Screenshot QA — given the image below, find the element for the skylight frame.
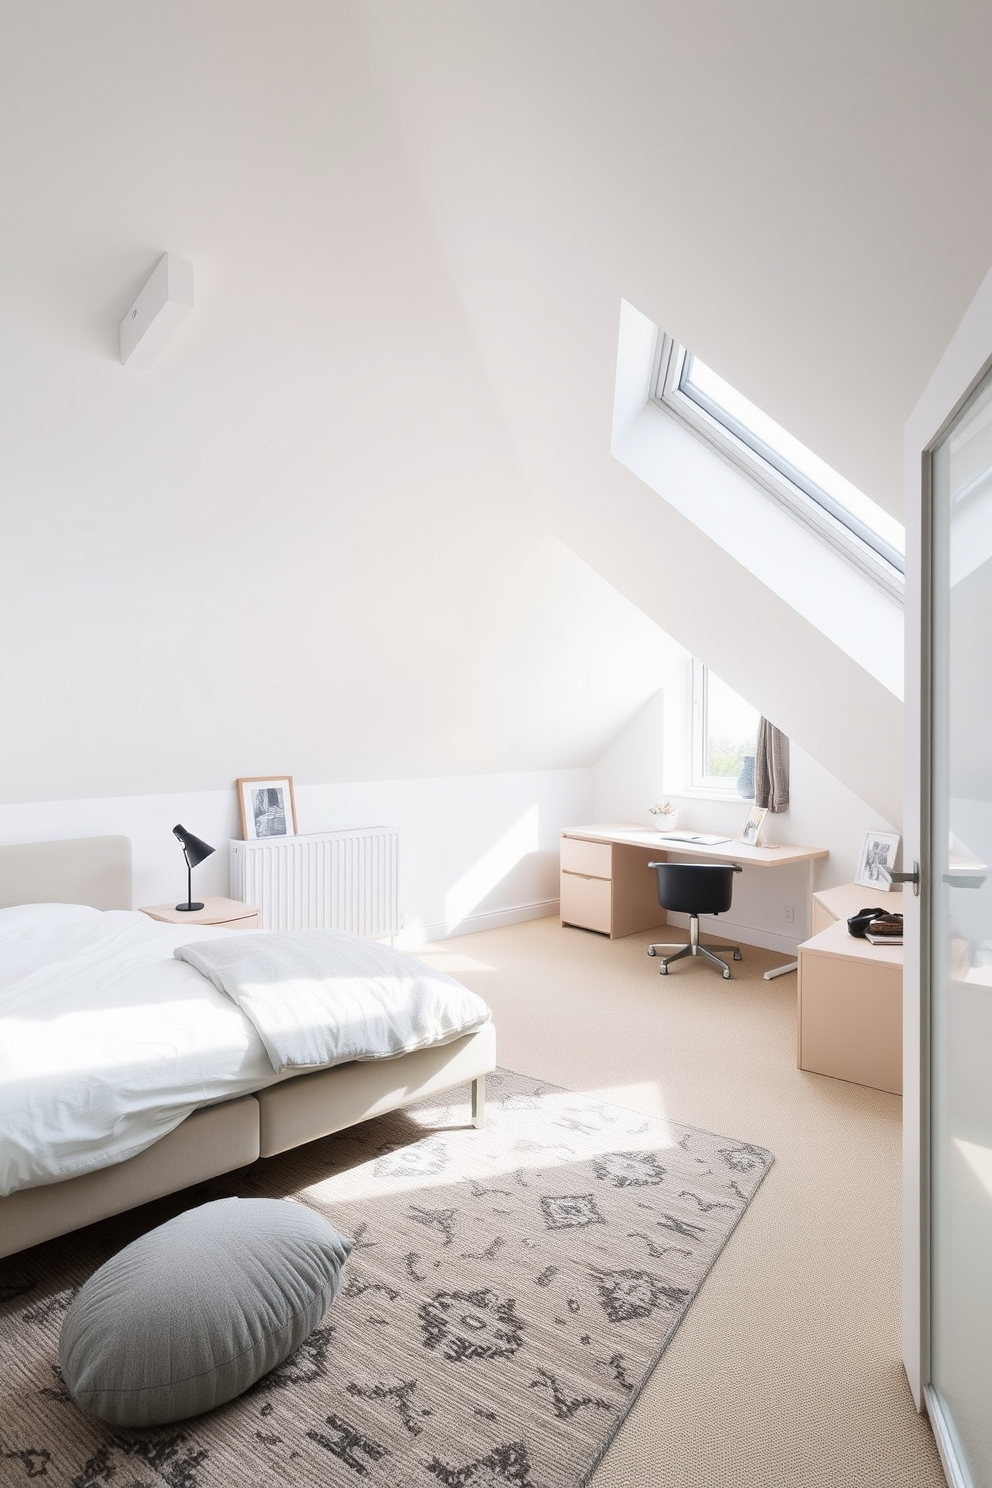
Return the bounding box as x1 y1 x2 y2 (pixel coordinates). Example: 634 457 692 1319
651 334 905 600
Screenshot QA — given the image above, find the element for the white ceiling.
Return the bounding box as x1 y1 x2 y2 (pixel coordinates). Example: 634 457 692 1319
2 2 990 808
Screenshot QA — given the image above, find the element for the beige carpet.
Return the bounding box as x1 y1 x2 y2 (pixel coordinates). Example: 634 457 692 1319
407 915 945 1488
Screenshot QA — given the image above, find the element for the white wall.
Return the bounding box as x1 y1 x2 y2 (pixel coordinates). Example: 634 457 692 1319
0 768 591 943
593 676 899 953
0 5 675 809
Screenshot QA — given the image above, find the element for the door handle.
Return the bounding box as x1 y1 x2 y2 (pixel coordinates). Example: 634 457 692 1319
880 861 920 895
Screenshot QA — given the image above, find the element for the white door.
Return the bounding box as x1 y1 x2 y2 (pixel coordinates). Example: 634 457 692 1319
904 267 992 1487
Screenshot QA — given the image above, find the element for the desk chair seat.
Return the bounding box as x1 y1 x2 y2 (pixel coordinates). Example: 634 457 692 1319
647 861 743 979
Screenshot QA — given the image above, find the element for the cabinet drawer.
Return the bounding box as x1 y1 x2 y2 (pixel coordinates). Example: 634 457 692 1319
560 870 612 934
560 837 612 879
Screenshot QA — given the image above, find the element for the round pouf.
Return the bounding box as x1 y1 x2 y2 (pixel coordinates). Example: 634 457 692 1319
59 1197 351 1428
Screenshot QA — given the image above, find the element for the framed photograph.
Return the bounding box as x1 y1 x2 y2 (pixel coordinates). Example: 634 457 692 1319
854 830 900 891
236 776 298 841
739 805 768 846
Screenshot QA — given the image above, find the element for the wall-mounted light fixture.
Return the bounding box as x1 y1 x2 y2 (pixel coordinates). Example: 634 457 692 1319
120 253 193 369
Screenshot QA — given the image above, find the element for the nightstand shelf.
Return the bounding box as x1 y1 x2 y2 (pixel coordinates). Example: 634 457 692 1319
139 897 260 930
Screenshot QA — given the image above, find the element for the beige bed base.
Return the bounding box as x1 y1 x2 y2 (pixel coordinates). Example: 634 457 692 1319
0 836 496 1259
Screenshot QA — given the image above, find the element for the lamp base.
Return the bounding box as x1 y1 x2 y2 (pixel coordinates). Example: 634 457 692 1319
175 901 205 913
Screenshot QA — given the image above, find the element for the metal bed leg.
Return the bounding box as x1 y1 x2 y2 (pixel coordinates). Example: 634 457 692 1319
471 1074 486 1128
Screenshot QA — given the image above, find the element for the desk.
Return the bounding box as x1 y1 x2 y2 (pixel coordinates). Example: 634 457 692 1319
559 825 828 950
811 880 903 935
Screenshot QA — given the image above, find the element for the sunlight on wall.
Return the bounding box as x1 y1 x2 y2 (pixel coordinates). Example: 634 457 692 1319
444 804 539 933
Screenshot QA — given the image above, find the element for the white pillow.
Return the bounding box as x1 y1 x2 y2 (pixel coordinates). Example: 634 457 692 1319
0 902 101 933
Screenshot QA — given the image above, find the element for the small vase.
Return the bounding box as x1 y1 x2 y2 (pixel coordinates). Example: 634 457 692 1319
736 755 756 800
650 812 678 834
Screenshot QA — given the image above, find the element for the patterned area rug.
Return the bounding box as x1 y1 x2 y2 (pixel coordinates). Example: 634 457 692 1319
0 1069 773 1488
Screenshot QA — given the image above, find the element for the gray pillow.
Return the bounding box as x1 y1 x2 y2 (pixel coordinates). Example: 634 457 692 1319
60 1197 351 1427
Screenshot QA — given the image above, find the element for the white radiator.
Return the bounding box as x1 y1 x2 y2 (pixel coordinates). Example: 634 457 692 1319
229 828 399 937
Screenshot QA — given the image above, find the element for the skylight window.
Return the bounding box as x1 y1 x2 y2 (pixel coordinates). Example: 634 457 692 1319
653 336 905 590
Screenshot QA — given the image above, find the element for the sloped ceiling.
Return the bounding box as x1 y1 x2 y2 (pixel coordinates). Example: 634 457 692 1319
3 2 992 814
352 0 992 822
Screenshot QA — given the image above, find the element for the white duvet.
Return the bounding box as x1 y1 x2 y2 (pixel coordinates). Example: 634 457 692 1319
174 930 491 1074
0 905 491 1197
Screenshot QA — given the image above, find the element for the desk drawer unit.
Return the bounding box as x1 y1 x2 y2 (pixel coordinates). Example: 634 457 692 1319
560 837 613 878
559 834 665 938
560 866 613 935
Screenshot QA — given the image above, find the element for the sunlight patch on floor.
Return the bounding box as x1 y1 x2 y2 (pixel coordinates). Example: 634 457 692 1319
400 946 495 973
577 1080 669 1121
294 1084 680 1205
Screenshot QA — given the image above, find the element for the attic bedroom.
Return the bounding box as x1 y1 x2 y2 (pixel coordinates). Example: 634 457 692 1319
2 4 991 1487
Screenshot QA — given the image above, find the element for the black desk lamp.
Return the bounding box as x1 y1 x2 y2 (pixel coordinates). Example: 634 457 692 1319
173 824 215 912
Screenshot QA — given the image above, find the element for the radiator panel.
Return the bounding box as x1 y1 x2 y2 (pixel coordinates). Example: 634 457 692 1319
229 829 399 937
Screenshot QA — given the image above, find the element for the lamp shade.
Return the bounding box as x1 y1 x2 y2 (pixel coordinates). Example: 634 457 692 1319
172 825 215 869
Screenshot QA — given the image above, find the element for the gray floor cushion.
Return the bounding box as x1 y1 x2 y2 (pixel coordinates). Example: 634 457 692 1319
59 1196 351 1427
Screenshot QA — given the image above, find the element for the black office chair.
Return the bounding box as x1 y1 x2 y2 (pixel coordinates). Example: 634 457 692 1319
646 861 743 979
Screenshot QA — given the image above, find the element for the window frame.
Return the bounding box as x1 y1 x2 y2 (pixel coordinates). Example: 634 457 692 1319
652 334 905 601
689 659 759 796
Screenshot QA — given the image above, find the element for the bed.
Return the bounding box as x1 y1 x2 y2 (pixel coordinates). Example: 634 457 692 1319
0 836 496 1259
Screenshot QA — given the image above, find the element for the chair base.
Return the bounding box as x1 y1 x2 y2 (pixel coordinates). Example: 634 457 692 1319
647 913 743 979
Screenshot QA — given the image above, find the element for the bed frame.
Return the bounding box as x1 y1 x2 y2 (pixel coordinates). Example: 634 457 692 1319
0 836 496 1258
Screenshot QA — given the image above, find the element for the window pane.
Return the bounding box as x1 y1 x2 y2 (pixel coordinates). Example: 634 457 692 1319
706 671 759 783
682 354 905 561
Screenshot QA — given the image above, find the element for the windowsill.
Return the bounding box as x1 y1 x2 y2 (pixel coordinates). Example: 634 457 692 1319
667 787 751 804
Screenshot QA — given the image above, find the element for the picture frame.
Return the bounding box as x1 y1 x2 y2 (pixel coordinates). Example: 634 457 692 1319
236 776 298 841
739 805 768 846
854 830 901 891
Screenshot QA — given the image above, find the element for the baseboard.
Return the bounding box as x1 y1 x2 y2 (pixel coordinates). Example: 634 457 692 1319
403 902 799 956
665 912 800 959
401 899 560 946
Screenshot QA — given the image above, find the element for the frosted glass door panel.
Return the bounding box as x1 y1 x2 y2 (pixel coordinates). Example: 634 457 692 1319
929 371 992 1486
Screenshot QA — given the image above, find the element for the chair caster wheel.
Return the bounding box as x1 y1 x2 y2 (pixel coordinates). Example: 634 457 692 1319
647 946 656 956
660 966 668 975
733 951 743 961
723 968 731 979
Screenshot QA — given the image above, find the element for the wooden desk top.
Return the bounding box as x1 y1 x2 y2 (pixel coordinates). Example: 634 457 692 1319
561 823 828 869
814 881 903 922
799 918 903 967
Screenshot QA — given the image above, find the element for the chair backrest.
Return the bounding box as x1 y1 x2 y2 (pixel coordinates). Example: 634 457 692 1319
648 861 740 916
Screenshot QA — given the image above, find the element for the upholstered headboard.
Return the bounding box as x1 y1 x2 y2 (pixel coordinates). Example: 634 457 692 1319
0 836 132 910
